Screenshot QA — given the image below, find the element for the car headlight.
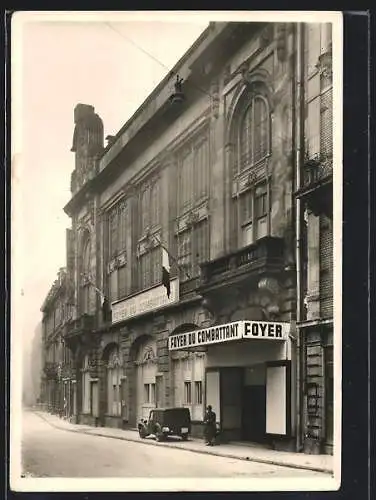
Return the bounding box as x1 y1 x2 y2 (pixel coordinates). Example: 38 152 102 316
162 427 170 433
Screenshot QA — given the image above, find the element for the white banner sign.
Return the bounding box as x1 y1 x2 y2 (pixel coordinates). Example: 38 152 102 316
112 278 179 324
168 320 290 351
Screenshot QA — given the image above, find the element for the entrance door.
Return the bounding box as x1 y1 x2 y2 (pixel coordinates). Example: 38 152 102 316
91 381 99 418
121 378 129 422
242 385 266 442
156 375 163 408
136 340 157 422
72 382 77 417
221 368 243 441
325 346 334 450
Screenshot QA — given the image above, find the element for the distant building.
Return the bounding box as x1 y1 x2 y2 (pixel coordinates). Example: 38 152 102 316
28 322 43 405
51 21 334 454
40 268 75 417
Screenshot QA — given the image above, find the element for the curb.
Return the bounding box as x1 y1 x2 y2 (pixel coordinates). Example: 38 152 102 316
33 411 333 475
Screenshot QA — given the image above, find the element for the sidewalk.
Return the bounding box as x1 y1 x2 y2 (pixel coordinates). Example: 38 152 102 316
33 410 333 474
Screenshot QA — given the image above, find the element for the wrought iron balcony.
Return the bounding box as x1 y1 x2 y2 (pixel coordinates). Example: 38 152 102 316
43 362 59 379
179 277 200 298
65 313 95 339
295 154 333 218
198 236 285 293
60 363 77 380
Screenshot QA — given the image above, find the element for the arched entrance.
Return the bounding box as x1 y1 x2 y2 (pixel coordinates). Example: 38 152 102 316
170 323 206 422
102 343 123 421
81 354 91 415
134 337 158 422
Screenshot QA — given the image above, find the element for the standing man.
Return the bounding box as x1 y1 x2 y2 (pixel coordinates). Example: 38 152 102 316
204 405 216 446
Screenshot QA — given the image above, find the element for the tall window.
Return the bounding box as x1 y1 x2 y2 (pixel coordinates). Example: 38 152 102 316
176 133 210 281
176 220 210 280
231 88 271 248
144 383 156 404
139 246 161 291
194 139 209 201
107 347 122 417
235 181 270 248
239 96 270 172
109 201 127 259
81 238 91 314
107 200 128 303
172 352 205 421
305 23 333 163
81 355 91 414
136 178 162 292
178 136 209 212
139 179 161 234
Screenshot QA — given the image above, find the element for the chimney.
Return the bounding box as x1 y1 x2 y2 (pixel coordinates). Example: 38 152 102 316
71 104 104 154
106 135 116 147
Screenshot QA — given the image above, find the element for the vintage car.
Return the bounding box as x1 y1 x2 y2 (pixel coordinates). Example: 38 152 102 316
138 407 191 442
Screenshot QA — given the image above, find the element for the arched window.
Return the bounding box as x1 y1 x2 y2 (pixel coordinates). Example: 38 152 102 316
80 237 91 314
238 95 270 172
107 347 122 416
172 351 206 421
231 89 271 248
81 355 91 414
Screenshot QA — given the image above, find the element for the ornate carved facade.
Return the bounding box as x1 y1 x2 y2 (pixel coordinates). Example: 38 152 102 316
41 21 335 455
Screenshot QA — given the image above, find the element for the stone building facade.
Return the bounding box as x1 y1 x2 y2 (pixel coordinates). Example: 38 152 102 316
40 267 75 417
295 23 334 455
59 21 334 454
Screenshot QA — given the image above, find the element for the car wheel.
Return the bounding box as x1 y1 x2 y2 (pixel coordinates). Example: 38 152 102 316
139 428 146 439
181 434 189 441
156 432 164 442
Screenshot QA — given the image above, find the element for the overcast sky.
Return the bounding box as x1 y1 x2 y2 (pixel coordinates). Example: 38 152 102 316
11 12 209 350
11 10 340 353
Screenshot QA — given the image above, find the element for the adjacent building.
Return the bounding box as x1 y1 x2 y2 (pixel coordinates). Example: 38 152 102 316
40 21 334 455
295 23 334 455
40 268 75 417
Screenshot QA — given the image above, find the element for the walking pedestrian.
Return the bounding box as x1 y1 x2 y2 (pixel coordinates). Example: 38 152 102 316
204 405 216 446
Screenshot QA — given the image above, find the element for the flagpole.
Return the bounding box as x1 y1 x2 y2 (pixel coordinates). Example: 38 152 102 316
83 274 106 303
151 233 191 280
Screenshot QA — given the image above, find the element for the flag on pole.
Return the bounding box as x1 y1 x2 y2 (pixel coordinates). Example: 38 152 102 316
162 247 171 298
101 295 111 322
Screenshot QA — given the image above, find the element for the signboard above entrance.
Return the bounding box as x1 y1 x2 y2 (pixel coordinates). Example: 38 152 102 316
111 278 179 324
168 320 290 351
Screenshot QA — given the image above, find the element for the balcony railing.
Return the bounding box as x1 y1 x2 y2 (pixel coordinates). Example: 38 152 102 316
65 313 95 338
199 236 285 290
179 277 200 297
61 363 76 380
301 155 332 190
43 362 59 379
296 155 333 218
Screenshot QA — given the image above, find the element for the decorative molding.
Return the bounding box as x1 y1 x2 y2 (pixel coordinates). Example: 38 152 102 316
108 250 127 273
223 65 232 86
175 201 209 234
260 24 274 48
107 353 122 369
137 228 162 257
276 23 288 62
210 79 220 120
315 48 333 82
232 162 269 198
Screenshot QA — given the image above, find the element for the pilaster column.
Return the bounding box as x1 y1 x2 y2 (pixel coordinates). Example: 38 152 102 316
306 210 320 319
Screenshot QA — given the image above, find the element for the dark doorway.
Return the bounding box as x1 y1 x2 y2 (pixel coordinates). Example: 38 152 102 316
220 368 243 441
242 385 266 442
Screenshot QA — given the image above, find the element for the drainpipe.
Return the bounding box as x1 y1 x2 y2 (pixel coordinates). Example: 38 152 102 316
295 22 305 453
